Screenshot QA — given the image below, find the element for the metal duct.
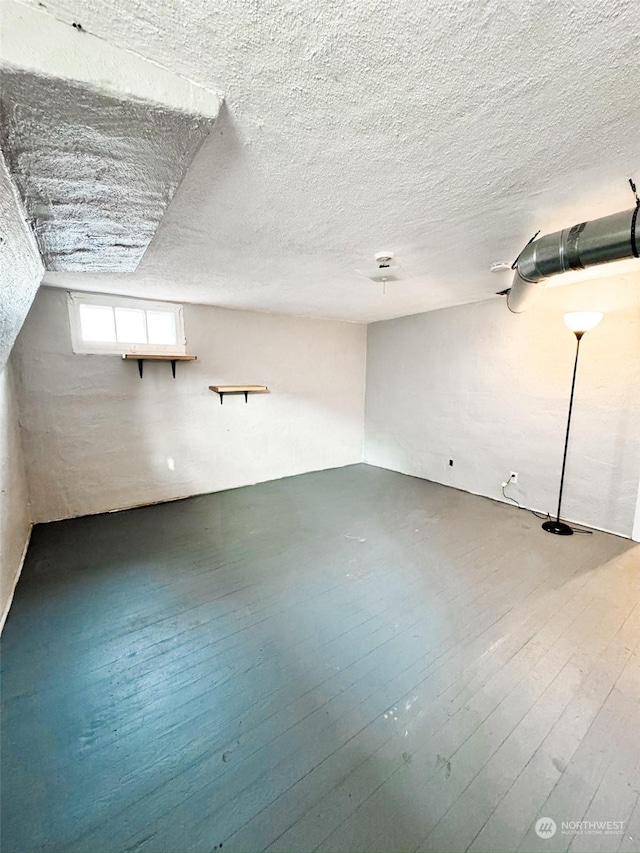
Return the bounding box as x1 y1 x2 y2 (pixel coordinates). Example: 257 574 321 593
507 207 639 312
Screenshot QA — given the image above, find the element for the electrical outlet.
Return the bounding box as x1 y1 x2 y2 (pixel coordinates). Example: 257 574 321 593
510 471 518 484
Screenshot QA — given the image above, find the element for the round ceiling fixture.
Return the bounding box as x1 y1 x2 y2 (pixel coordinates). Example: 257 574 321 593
490 261 511 273
375 251 394 266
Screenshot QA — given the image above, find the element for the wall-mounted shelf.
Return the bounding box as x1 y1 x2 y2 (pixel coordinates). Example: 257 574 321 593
123 353 197 378
209 385 268 404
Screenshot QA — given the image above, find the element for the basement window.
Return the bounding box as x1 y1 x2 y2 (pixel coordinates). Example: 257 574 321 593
68 292 186 356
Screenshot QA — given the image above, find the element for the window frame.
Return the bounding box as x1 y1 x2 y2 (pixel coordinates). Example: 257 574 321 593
68 291 187 356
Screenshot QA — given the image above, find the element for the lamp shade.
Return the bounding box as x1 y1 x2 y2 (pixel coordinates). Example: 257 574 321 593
563 312 603 334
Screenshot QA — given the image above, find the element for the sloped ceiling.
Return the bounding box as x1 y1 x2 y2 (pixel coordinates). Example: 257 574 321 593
22 0 640 320
0 70 213 272
0 151 43 370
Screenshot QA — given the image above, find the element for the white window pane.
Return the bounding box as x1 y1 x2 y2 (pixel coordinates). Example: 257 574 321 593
115 308 147 344
147 310 177 345
79 304 116 342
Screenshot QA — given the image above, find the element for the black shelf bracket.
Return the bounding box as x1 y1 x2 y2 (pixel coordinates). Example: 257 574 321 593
135 358 178 379
216 390 250 404
209 386 268 403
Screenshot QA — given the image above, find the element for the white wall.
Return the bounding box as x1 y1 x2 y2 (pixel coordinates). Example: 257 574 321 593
13 287 366 523
0 359 32 630
633 479 640 542
0 150 41 632
365 275 640 537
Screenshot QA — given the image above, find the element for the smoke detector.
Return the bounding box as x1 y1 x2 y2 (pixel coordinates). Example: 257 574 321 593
375 251 394 267
356 250 404 290
490 261 511 273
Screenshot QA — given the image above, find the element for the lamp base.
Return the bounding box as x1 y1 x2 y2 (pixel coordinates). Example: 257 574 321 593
542 520 573 536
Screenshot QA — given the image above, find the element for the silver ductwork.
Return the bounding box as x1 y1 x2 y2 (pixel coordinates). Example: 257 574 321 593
507 207 639 312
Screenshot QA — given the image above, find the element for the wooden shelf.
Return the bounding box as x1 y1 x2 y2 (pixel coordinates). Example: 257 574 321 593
123 353 197 378
209 385 268 404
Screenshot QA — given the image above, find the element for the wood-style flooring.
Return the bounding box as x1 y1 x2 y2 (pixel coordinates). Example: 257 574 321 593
1 464 639 852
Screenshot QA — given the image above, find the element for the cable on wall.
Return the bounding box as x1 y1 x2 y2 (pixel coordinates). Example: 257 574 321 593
501 479 593 534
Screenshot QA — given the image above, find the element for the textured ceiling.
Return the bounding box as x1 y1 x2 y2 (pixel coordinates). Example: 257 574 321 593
29 0 640 321
0 69 214 272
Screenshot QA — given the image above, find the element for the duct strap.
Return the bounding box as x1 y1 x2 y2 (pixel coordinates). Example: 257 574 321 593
511 229 540 270
631 178 639 258
565 222 587 270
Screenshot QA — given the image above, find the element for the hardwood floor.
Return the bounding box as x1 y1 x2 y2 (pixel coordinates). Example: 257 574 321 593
1 464 639 853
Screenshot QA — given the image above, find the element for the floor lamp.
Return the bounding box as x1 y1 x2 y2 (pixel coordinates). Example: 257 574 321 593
542 311 604 536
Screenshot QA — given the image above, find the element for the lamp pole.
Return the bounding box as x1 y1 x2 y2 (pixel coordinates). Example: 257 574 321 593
542 312 603 537
542 331 583 536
